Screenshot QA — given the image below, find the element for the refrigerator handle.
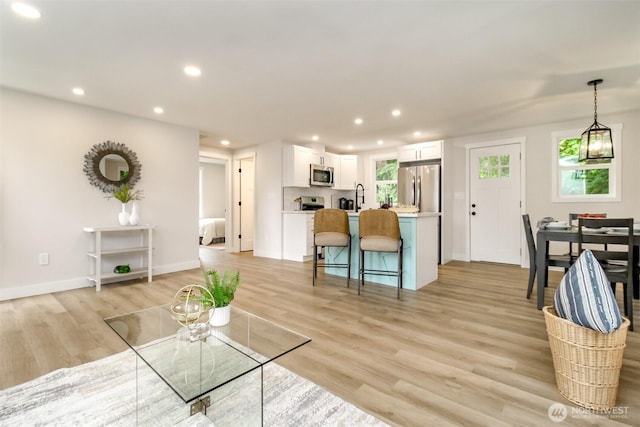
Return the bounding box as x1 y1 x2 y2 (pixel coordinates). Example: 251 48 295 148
411 177 415 206
416 175 421 210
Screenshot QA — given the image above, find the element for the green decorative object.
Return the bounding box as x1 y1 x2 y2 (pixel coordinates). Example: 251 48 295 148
202 269 242 308
107 183 144 203
114 264 131 274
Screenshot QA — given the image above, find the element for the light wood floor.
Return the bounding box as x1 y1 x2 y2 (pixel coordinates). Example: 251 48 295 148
2 248 639 426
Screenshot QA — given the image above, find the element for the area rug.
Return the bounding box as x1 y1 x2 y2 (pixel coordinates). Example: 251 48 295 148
0 350 387 427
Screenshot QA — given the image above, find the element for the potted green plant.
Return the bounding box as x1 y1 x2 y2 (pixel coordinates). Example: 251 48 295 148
203 269 242 326
106 183 144 225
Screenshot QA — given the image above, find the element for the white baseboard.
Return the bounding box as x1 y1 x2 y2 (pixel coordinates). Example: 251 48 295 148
0 259 201 301
451 252 470 262
154 260 201 275
253 250 283 260
0 277 90 301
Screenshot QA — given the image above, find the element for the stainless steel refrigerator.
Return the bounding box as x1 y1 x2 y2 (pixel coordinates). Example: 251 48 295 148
397 160 441 212
398 159 441 263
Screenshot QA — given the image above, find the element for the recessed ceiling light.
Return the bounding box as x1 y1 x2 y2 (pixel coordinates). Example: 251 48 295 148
72 87 85 96
413 131 422 137
221 140 230 146
377 140 384 145
348 145 353 150
184 65 202 77
391 109 401 117
312 135 319 141
12 2 41 19
354 118 363 125
154 107 164 114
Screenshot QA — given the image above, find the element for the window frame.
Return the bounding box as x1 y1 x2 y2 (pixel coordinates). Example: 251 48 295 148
551 123 622 203
370 153 398 206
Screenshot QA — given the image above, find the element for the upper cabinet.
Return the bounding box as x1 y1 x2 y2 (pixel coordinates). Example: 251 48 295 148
398 140 443 163
309 151 335 167
283 145 312 187
282 145 357 188
334 155 358 190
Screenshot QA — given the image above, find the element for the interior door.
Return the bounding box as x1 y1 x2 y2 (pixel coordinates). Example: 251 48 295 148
469 143 521 264
239 157 255 252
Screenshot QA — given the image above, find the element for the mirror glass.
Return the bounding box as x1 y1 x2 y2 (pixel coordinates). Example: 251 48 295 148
100 154 130 182
83 141 141 193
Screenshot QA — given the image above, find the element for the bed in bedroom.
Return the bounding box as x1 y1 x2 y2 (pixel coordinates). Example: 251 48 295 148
199 217 225 245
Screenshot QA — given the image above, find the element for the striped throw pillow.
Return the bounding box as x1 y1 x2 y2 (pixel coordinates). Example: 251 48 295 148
554 249 622 333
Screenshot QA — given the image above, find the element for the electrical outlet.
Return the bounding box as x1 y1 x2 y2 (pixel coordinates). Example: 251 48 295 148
39 253 49 266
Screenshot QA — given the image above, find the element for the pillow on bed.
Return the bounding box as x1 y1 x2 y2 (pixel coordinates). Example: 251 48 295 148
553 249 622 333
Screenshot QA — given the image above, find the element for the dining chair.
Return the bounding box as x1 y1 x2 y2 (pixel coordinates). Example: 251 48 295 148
522 214 573 299
578 217 634 331
313 208 352 287
568 213 607 259
358 209 403 299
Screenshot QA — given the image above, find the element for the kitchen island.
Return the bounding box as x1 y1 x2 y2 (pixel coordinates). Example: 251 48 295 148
325 211 439 291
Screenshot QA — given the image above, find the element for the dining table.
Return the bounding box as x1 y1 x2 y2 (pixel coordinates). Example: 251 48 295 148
535 226 640 309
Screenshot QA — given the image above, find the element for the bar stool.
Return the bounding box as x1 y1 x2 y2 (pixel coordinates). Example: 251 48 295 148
313 209 352 286
358 209 403 299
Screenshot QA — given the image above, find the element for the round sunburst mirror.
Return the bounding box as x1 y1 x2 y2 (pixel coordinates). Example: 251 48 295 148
83 141 141 193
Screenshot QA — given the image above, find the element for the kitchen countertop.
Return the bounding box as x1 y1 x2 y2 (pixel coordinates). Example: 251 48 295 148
282 210 440 218
348 211 440 218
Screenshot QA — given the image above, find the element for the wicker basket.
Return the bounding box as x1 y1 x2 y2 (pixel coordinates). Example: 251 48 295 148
543 306 629 410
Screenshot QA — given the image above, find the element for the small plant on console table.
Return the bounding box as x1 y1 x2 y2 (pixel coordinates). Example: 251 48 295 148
107 183 144 203
107 183 144 225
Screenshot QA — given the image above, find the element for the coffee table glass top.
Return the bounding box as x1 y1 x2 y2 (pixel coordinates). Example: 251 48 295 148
105 305 311 403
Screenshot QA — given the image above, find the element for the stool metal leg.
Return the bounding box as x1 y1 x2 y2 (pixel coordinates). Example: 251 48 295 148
346 237 352 287
358 248 364 295
312 243 317 286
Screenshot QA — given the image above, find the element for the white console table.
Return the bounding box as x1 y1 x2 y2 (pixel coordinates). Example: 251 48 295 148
83 225 154 292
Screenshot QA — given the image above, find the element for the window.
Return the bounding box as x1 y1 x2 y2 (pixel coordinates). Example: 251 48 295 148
375 159 397 205
551 124 622 202
478 155 510 179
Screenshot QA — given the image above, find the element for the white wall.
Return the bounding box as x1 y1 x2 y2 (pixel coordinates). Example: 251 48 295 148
0 89 201 299
446 109 640 261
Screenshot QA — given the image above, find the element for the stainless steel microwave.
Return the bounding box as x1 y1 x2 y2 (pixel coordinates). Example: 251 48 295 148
310 164 334 187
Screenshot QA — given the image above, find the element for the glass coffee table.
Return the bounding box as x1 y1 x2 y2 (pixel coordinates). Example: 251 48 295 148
105 305 310 426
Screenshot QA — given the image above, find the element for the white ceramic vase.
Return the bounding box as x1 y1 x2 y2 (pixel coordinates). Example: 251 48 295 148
129 202 140 225
118 203 130 226
209 305 231 327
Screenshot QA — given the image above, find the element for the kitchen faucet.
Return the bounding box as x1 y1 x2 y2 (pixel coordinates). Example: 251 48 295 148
355 183 365 213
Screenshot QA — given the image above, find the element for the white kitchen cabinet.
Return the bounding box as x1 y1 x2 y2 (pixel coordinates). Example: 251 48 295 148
83 224 154 291
282 212 315 262
283 145 312 187
310 151 334 167
334 155 358 189
398 140 442 162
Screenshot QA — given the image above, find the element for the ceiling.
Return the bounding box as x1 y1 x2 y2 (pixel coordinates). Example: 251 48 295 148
2 1 639 154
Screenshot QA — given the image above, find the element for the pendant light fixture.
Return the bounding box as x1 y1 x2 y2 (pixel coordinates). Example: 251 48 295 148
578 79 613 162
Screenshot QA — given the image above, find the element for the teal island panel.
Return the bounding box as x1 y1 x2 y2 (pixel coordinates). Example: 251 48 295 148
325 213 438 291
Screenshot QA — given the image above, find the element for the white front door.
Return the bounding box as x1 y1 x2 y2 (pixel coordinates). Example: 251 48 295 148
469 143 521 264
239 157 255 252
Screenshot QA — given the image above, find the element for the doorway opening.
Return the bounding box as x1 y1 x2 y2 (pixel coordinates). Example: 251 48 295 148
199 155 230 250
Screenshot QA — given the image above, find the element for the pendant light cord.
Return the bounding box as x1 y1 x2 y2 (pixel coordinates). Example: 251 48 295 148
593 82 598 123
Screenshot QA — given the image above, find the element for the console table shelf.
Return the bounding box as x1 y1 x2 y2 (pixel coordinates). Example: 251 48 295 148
83 225 154 292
